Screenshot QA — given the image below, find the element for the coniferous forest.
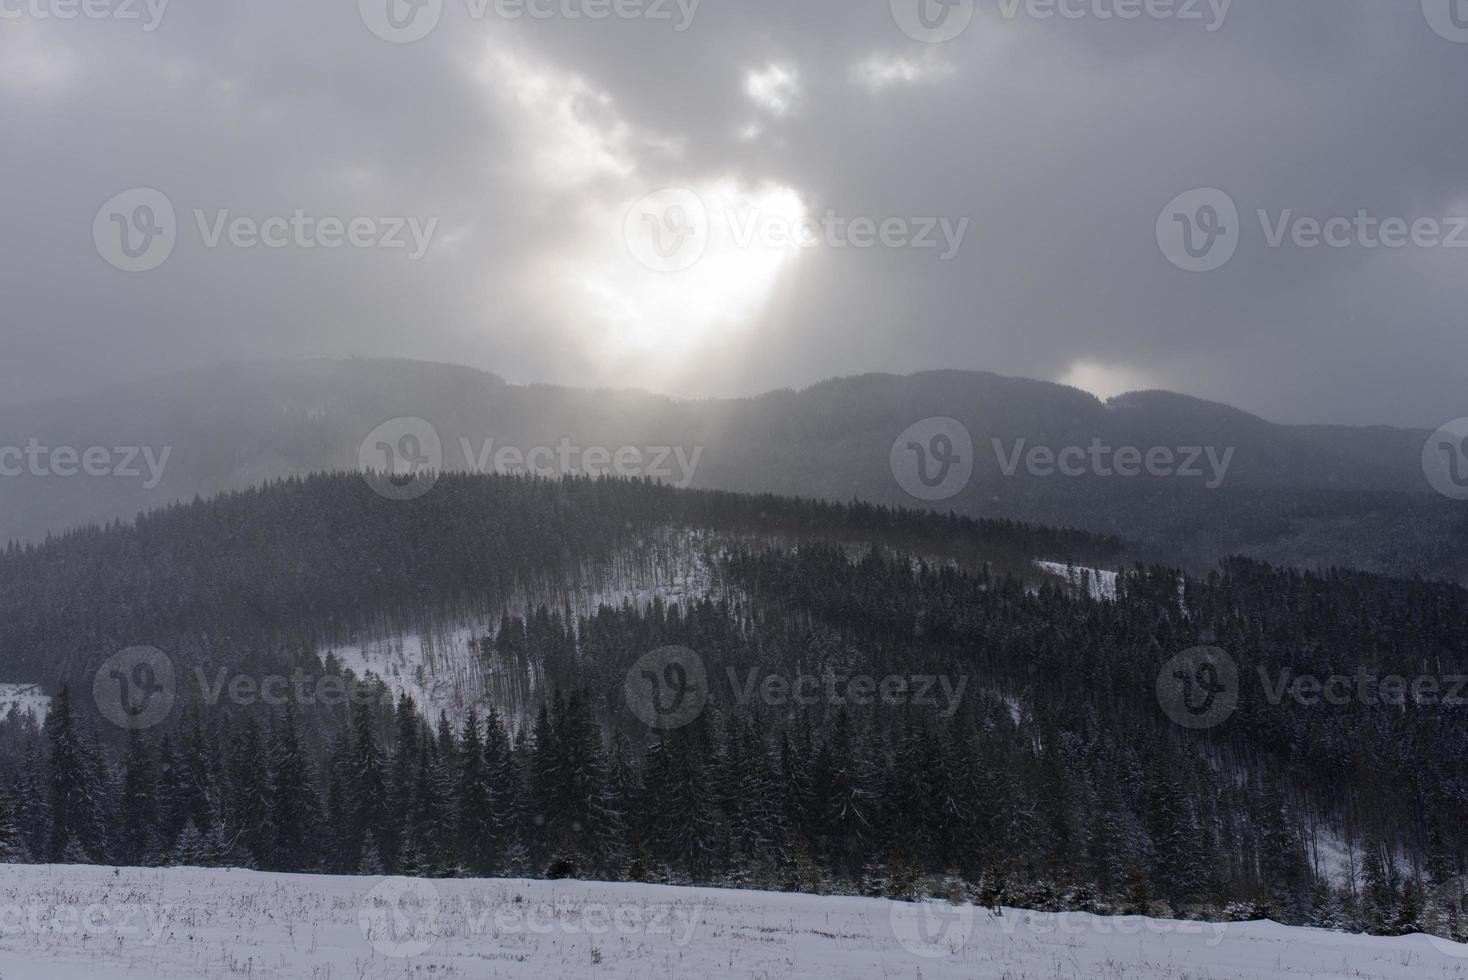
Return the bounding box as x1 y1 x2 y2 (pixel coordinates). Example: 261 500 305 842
0 474 1465 943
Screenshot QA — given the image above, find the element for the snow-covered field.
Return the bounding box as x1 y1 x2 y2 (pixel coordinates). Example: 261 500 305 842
2 865 1466 980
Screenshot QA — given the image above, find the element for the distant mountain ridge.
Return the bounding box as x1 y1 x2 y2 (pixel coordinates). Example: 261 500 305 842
0 358 1459 580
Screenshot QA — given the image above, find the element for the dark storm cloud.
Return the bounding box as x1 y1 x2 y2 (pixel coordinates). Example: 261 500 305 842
1 0 1464 425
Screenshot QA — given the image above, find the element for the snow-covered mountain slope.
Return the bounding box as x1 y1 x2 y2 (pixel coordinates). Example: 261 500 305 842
1 865 1465 980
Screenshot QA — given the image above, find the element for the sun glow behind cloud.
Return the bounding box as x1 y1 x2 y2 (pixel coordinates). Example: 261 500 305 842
475 42 806 390
1059 361 1155 401
570 180 807 366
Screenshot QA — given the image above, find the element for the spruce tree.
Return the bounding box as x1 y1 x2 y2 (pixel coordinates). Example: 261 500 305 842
15 737 49 861
119 729 160 866
224 714 273 869
270 706 320 872
456 709 496 876
0 788 29 863
44 686 102 863
349 702 391 871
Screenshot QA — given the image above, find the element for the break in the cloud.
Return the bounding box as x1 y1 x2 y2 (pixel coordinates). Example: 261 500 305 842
744 62 801 115
851 51 955 92
1 0 1466 426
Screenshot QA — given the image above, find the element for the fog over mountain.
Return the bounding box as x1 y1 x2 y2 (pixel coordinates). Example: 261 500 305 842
2 358 1458 580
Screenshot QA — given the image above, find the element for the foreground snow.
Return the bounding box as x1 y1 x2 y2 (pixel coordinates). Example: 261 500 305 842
2 866 1466 979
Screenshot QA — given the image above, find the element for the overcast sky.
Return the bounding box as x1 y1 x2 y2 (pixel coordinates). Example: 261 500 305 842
2 0 1465 426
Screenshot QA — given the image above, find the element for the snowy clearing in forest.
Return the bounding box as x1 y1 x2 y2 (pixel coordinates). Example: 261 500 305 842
318 532 722 724
0 684 49 727
1034 560 1120 601
1 865 1466 979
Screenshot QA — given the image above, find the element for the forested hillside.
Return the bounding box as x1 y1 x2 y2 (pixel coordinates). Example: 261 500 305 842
0 474 1464 944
